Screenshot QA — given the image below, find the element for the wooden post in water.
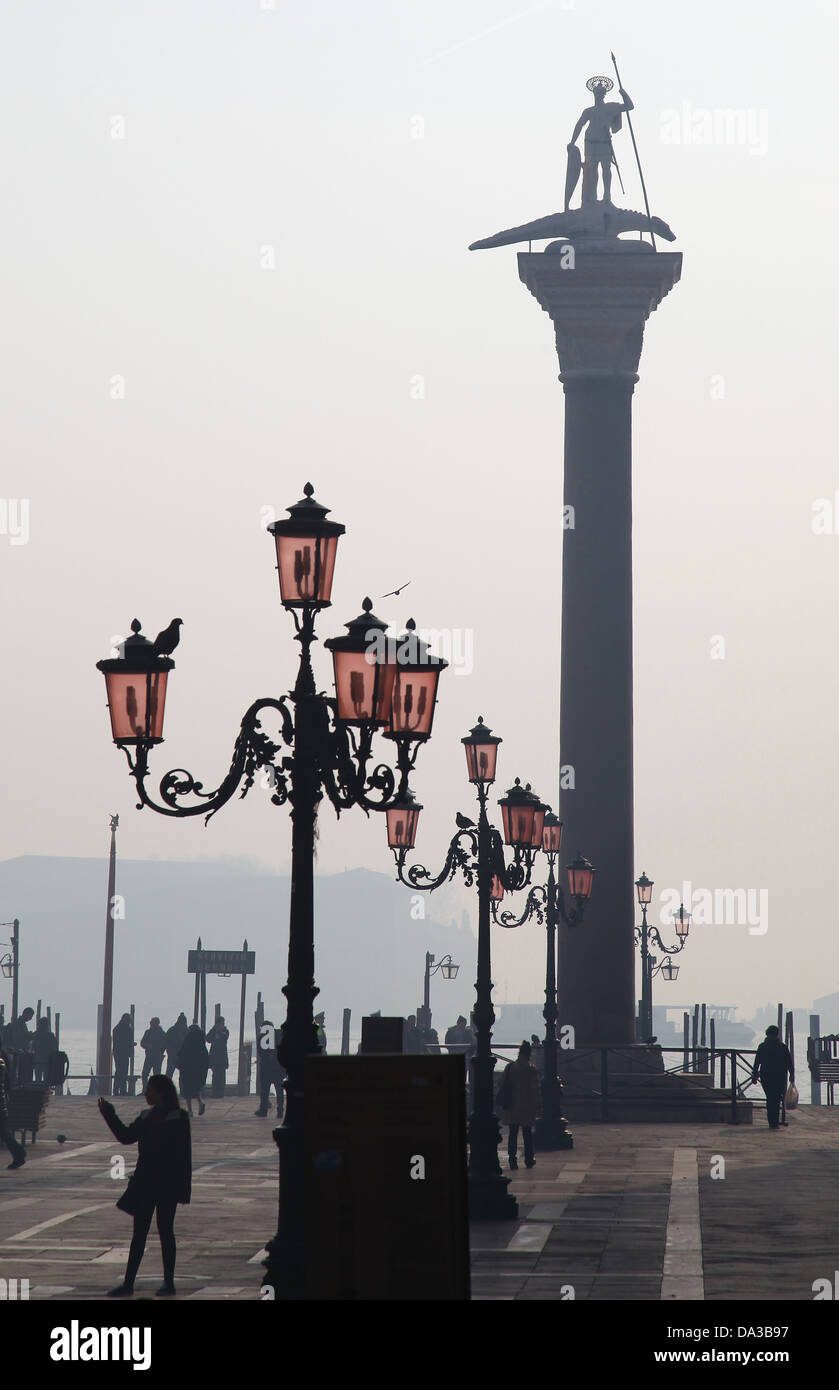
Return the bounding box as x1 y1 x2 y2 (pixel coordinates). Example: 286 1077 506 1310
341 1008 351 1056
238 939 249 1094
810 1014 821 1105
193 937 202 1024
709 1017 716 1085
129 1003 136 1096
683 1012 690 1072
691 1005 699 1072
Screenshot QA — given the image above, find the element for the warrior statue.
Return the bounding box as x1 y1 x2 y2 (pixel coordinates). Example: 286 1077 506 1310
469 64 676 254
566 75 633 209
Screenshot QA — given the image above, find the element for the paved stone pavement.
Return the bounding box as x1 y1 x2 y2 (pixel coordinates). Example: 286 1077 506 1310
1 1097 837 1300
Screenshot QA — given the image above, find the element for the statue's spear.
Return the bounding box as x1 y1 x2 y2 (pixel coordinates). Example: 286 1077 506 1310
610 51 656 249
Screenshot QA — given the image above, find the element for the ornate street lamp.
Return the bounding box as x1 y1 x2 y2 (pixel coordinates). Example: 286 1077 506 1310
388 620 447 742
634 874 690 1042
492 813 595 1150
95 483 444 1299
673 903 691 940
0 920 20 1021
418 952 460 1032
388 717 542 1220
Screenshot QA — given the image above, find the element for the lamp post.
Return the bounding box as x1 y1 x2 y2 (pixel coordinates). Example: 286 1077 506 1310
387 718 543 1220
492 810 595 1149
420 952 459 1031
0 923 16 1024
635 873 690 1040
0 921 21 1022
95 483 446 1299
96 815 119 1096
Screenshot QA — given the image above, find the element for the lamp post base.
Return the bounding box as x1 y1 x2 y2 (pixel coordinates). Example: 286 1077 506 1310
468 1172 519 1221
261 1122 306 1300
534 1114 574 1150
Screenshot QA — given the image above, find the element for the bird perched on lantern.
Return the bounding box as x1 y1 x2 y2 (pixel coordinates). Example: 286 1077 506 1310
151 618 183 657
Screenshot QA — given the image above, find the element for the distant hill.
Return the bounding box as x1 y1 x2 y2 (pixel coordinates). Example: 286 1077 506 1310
0 856 477 1037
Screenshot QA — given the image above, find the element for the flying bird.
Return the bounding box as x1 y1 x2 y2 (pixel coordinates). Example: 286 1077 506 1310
151 618 183 657
380 581 411 599
455 812 476 830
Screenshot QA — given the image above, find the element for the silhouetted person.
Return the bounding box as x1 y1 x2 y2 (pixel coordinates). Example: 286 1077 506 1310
206 1017 229 1098
255 1021 285 1118
445 1015 471 1047
33 1017 57 1084
178 1025 209 1117
314 1013 327 1053
0 1031 26 1169
164 1013 188 1079
751 1024 794 1129
98 1074 191 1297
4 1008 35 1083
499 1040 542 1170
112 1013 134 1096
405 1014 424 1054
530 1034 545 1077
140 1017 167 1085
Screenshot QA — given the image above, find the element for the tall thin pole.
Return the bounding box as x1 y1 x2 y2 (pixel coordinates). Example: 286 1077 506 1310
238 938 248 1093
467 784 517 1219
96 815 119 1096
193 937 201 1024
610 53 656 250
11 919 20 1022
423 952 433 1027
536 856 573 1149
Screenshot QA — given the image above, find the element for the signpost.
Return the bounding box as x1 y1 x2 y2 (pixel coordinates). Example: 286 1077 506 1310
188 940 255 1095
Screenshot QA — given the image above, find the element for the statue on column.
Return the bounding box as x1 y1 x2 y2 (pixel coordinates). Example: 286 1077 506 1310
566 75 633 209
469 70 675 253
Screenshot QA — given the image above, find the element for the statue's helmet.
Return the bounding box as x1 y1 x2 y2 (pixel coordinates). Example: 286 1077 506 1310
586 75 614 97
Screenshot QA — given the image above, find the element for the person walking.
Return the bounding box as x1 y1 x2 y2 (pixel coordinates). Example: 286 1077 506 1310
314 1013 327 1053
32 1017 57 1084
164 1013 188 1080
254 1021 285 1119
751 1024 794 1129
530 1033 545 1078
177 1025 209 1117
206 1017 230 1098
140 1017 167 1086
98 1074 191 1297
0 1031 26 1169
112 1013 134 1096
498 1040 542 1170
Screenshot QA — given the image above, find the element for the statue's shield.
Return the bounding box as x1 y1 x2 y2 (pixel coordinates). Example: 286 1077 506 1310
564 144 582 211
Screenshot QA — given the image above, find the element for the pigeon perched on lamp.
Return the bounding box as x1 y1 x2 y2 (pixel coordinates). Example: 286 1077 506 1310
151 618 183 657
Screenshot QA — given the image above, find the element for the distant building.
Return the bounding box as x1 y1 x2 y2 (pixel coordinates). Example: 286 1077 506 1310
812 991 839 1033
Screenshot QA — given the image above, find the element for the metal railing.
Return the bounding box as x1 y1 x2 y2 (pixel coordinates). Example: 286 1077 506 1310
487 1043 766 1123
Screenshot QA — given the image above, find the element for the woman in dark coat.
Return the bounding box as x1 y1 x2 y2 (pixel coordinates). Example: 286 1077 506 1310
206 1016 230 1098
177 1024 210 1116
98 1074 191 1297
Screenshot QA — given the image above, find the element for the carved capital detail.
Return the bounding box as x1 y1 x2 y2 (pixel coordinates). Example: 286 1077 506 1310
518 250 682 379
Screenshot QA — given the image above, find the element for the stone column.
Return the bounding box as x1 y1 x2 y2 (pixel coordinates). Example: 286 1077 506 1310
518 246 682 1045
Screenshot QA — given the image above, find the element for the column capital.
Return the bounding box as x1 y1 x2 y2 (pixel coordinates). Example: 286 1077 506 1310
518 248 682 379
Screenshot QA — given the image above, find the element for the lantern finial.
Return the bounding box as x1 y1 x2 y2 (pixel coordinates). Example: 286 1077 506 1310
303 482 314 497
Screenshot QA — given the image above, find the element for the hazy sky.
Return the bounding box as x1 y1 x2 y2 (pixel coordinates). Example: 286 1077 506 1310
2 0 838 1017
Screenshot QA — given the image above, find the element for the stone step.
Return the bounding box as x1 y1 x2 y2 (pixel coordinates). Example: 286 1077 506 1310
560 1097 753 1124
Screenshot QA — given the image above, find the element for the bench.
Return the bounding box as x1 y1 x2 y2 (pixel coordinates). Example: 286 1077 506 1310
7 1084 51 1144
